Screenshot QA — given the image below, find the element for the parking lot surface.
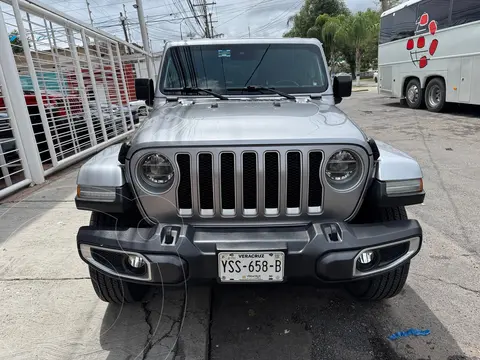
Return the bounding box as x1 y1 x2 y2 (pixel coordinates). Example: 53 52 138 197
1 89 479 360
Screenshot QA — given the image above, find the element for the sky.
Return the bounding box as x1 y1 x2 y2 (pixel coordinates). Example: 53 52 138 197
35 0 380 52
0 0 380 53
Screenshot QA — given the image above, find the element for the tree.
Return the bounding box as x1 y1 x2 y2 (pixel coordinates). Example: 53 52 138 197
358 9 380 70
319 14 344 71
322 10 379 84
283 0 349 38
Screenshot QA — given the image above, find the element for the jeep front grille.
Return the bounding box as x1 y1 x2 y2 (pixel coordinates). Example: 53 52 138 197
175 150 324 218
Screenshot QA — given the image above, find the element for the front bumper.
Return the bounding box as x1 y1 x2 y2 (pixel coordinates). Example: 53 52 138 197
77 220 422 285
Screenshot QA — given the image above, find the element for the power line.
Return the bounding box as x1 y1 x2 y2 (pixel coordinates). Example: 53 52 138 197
239 0 302 37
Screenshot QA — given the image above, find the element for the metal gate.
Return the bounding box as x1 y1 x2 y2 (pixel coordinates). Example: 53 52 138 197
0 0 156 199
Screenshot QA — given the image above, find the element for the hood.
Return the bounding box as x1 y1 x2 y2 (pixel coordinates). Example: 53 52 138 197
130 98 367 149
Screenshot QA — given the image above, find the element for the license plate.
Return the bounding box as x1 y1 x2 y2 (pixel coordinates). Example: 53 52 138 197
218 252 285 282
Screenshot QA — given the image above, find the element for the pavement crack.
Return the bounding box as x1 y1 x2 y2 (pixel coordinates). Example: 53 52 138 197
141 300 154 360
0 276 90 282
141 292 187 360
149 319 179 351
412 273 480 295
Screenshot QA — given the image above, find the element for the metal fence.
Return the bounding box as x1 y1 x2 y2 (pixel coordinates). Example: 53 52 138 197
0 0 156 199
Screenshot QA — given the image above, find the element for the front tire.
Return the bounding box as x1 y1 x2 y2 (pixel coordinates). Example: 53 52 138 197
405 78 423 109
89 267 149 304
346 262 410 301
346 206 411 301
88 212 150 304
425 78 446 112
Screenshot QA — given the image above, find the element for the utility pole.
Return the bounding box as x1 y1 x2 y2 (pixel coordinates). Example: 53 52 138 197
124 4 133 45
209 13 214 37
85 0 94 26
204 13 210 38
193 1 216 38
248 26 251 38
133 0 155 80
120 11 130 52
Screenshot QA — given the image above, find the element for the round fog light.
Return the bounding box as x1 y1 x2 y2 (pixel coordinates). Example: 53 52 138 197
356 250 377 272
127 254 145 269
358 251 374 265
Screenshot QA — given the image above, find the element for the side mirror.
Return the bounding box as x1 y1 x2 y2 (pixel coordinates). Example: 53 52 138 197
135 78 154 106
333 75 352 104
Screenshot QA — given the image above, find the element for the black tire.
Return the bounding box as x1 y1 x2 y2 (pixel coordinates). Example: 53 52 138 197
405 78 423 109
425 77 446 113
88 212 150 304
346 206 411 301
89 266 149 304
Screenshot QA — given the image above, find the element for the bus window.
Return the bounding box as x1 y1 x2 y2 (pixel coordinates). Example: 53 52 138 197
380 14 394 44
451 0 480 26
417 0 451 30
391 5 418 41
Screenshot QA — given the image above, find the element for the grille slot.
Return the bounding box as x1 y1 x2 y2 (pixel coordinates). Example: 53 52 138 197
198 153 214 215
174 149 325 218
308 151 323 213
220 152 235 215
176 154 192 215
264 152 279 213
286 151 302 214
242 152 257 215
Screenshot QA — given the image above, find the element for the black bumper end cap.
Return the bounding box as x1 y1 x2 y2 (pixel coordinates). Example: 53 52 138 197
147 254 189 284
316 250 360 281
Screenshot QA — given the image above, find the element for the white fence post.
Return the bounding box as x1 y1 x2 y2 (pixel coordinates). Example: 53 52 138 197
115 43 134 128
81 30 108 142
107 43 128 133
0 69 31 182
0 8 44 184
11 0 58 167
66 28 97 147
94 41 116 138
45 19 80 156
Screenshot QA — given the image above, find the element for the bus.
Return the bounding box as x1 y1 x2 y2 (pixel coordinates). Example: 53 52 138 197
378 0 480 112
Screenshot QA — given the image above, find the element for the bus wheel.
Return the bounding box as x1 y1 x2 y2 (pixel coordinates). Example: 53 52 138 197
425 78 446 112
405 79 423 109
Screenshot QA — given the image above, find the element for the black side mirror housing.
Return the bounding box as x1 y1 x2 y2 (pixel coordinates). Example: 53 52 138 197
135 78 154 106
333 75 352 104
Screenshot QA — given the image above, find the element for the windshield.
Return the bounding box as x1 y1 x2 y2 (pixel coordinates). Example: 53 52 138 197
159 43 329 96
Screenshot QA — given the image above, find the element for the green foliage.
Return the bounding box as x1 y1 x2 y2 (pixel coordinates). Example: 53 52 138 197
284 0 381 77
327 10 380 78
283 0 349 38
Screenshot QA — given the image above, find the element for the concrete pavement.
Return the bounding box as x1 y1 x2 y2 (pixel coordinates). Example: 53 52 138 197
1 91 480 359
0 165 210 360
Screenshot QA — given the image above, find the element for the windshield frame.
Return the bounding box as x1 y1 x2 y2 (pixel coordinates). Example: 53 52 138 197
156 41 330 99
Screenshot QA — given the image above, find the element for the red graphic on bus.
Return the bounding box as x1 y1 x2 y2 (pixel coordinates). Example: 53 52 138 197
406 12 439 68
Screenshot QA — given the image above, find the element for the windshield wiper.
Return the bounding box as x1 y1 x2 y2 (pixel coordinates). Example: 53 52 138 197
227 85 296 100
164 87 229 100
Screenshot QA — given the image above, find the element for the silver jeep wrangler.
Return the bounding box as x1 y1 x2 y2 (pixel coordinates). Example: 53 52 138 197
75 38 425 304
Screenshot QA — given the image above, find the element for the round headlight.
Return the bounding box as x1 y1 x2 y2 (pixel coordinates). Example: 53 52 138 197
325 150 362 189
140 153 174 186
